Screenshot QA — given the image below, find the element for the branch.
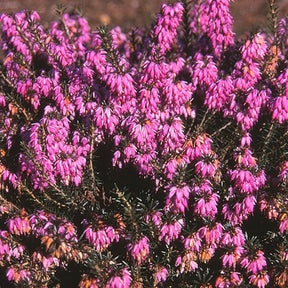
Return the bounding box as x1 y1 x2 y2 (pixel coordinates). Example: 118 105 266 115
211 121 232 138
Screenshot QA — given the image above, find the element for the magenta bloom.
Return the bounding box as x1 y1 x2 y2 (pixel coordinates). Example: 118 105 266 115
106 268 131 288
249 272 269 288
165 184 191 213
0 1 287 287
241 250 267 274
154 266 168 284
8 217 31 235
127 236 150 264
84 225 120 252
221 246 244 269
159 219 184 245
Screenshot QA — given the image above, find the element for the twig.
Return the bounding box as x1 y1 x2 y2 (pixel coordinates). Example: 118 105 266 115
115 188 138 236
198 109 215 132
198 108 209 130
211 121 232 138
0 190 20 213
268 0 278 41
279 129 288 150
260 122 275 164
20 183 46 209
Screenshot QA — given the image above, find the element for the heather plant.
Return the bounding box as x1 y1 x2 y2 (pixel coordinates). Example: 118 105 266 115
1 0 288 287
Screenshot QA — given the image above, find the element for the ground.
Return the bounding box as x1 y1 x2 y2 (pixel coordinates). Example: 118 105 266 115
0 0 288 35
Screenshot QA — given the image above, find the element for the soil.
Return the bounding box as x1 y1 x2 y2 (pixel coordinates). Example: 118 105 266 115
0 0 288 36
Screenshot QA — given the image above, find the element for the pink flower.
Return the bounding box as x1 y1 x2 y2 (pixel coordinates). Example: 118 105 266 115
249 272 269 288
280 218 288 233
154 266 168 283
195 160 215 178
194 192 219 219
8 217 31 235
42 256 59 271
222 246 244 269
153 3 184 55
159 219 184 245
175 251 198 273
106 268 131 288
84 225 120 252
6 267 30 283
127 236 150 264
197 223 223 245
241 132 252 147
6 267 16 281
192 53 218 86
166 184 191 213
241 33 267 62
216 271 242 287
241 250 267 274
205 77 234 111
184 233 201 252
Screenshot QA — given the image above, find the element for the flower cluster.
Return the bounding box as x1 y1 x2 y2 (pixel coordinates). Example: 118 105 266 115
0 0 288 287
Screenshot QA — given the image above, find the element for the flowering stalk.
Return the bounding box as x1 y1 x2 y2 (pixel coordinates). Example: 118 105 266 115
0 1 288 287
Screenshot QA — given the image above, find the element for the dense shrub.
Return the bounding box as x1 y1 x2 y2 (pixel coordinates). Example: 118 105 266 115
0 0 288 287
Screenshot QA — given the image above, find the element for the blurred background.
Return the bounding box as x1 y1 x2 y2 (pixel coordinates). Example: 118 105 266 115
0 0 288 36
